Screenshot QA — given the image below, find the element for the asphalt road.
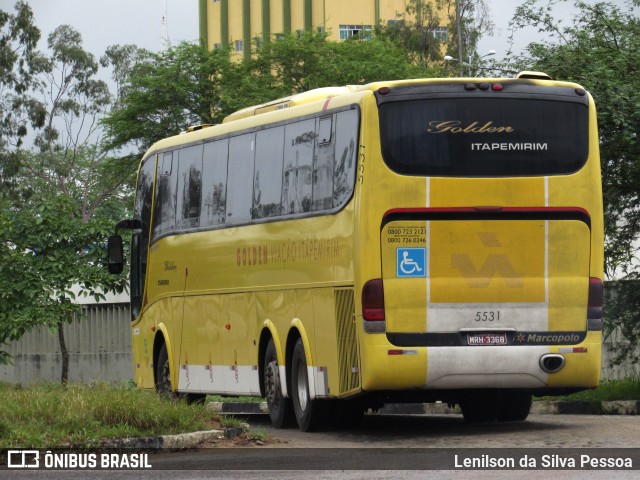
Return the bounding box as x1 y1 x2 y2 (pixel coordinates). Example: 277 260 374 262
6 413 640 479
249 412 640 449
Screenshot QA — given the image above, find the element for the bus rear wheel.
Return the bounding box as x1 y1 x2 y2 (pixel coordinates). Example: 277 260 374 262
460 391 532 422
264 338 294 428
291 338 326 431
496 392 532 421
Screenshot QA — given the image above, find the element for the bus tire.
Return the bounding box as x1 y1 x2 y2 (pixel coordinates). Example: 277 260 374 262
496 392 531 422
264 338 295 428
291 338 325 431
155 343 176 399
460 392 499 423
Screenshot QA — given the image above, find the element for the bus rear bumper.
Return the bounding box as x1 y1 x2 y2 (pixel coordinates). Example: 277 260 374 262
360 331 602 392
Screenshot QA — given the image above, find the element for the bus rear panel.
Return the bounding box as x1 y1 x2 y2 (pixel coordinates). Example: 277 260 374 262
357 79 603 418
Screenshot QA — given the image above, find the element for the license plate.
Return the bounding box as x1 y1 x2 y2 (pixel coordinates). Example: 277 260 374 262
467 332 508 346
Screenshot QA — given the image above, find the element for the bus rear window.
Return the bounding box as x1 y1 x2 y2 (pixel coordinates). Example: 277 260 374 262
378 97 589 177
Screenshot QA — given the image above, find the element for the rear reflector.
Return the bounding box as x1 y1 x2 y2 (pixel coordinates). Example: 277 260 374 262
362 278 385 321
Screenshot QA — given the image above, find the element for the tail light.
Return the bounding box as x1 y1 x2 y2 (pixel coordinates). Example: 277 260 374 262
362 278 385 321
587 277 603 330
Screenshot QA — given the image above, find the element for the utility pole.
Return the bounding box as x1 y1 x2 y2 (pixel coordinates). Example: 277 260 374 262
456 0 464 76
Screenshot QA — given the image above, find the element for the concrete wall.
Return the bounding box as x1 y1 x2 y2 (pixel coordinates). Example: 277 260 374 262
0 301 637 385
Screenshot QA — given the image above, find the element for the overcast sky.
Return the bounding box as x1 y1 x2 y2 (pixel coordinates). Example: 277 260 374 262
28 0 199 56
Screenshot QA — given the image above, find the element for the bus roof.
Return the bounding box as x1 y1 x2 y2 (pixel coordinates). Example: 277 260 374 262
221 71 572 124
222 86 356 123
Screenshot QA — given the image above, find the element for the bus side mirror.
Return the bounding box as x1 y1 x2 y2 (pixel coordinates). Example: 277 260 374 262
107 235 124 274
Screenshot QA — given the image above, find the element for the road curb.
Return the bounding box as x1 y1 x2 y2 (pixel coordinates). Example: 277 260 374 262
208 401 268 414
101 429 225 449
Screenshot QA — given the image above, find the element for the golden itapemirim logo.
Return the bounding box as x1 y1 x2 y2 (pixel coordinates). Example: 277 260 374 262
426 120 514 134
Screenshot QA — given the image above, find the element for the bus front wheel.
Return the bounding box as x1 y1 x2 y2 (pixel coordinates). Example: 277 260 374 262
264 338 294 428
291 338 326 431
155 343 174 398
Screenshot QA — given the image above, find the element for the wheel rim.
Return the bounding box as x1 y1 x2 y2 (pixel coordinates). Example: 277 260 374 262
296 359 308 412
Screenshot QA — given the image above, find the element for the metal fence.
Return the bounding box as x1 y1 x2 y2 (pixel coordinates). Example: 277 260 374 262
0 302 637 385
0 303 133 385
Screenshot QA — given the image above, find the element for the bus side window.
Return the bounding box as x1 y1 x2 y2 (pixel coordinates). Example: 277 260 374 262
283 119 315 214
227 133 255 224
201 139 229 228
313 115 335 211
318 116 332 144
131 157 155 319
333 110 358 208
176 144 203 230
253 126 285 219
152 151 177 239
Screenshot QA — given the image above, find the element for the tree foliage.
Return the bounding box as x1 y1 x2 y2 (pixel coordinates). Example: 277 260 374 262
0 186 126 369
251 31 434 96
604 280 640 366
508 0 640 277
0 1 46 191
0 18 131 373
101 42 238 153
378 0 494 72
102 33 436 153
508 0 640 362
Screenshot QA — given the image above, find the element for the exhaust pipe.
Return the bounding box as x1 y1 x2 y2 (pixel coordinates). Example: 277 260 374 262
539 354 565 374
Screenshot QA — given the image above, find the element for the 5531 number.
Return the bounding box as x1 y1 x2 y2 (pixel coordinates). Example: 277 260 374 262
475 311 500 321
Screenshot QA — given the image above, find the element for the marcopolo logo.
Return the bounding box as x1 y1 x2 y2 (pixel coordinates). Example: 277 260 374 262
526 333 581 344
514 332 584 345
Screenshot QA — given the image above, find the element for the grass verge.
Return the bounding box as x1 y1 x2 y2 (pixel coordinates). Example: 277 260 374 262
0 382 223 449
535 376 640 402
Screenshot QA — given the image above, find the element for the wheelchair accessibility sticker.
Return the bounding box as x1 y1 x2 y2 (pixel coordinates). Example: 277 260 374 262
397 248 427 278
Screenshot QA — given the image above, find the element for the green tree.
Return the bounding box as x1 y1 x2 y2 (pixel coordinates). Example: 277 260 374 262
102 42 239 154
103 33 437 151
31 26 133 224
251 31 434 96
377 0 494 73
0 25 131 377
0 1 46 192
449 0 494 74
0 185 126 372
508 0 640 361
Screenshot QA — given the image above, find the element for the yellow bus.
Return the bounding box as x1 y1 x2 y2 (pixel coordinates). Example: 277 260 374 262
108 72 604 431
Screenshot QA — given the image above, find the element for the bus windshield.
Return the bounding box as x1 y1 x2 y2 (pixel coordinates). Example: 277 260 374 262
378 92 589 177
